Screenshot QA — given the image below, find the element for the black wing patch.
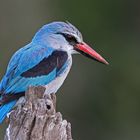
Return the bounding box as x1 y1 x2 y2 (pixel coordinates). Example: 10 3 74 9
0 92 25 105
21 50 68 78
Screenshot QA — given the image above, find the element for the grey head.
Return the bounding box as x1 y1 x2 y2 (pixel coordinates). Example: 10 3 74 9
32 21 83 53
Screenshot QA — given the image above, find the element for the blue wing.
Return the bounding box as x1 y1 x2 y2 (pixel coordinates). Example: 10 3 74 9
0 42 68 97
0 42 55 94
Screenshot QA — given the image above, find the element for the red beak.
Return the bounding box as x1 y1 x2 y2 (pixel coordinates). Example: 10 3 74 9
75 42 109 65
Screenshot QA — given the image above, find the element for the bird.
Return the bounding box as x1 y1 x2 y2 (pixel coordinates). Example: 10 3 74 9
0 21 108 123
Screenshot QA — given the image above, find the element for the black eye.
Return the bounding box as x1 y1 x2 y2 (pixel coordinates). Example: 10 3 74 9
65 34 77 44
57 33 78 46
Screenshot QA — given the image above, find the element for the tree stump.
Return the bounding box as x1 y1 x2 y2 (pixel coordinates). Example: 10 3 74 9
4 86 73 140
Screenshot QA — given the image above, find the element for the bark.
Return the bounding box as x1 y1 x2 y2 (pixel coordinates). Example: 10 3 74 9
4 86 73 140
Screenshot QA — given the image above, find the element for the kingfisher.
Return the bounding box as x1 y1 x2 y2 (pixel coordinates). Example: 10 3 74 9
0 21 108 123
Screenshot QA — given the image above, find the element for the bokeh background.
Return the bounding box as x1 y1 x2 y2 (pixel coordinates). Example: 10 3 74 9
0 0 140 139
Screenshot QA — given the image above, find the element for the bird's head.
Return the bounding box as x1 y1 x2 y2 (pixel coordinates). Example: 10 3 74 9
33 21 109 65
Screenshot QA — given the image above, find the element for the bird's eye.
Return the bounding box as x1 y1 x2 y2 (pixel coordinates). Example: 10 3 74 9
57 33 78 46
66 34 73 39
65 34 77 42
63 33 75 40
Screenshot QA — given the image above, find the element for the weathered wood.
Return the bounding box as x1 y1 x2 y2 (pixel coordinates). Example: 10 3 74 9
4 86 73 140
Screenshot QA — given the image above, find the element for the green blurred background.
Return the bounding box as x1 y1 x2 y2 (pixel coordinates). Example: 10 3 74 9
0 0 140 139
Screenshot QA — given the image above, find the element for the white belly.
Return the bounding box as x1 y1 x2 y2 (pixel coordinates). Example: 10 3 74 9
45 55 72 94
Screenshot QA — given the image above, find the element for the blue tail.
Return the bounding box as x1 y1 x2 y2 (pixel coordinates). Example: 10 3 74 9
0 101 16 123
